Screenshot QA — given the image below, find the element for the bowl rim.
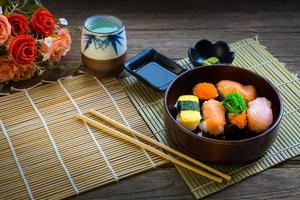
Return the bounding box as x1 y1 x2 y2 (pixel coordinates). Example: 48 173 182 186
164 64 284 144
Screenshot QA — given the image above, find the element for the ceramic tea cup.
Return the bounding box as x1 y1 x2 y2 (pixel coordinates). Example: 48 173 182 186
81 15 127 76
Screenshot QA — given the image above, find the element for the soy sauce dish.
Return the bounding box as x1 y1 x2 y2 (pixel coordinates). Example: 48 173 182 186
164 65 283 163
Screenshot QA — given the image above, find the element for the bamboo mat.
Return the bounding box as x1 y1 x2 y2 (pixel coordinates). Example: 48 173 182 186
121 37 300 199
0 75 167 199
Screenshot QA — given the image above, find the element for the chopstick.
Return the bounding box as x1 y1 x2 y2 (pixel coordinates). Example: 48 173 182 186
89 109 231 181
77 114 224 183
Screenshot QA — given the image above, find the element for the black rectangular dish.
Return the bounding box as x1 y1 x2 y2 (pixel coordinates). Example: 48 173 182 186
123 48 186 92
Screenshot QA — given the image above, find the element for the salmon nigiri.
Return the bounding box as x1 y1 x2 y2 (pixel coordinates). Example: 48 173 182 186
247 97 273 133
200 99 226 136
217 80 257 102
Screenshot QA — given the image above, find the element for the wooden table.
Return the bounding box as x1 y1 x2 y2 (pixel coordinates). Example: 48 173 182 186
44 0 300 199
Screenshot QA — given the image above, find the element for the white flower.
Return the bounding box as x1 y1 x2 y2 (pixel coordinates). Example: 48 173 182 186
58 18 68 26
0 7 2 15
44 37 53 48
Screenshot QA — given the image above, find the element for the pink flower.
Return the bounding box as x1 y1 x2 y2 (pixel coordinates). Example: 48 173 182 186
0 15 11 45
57 28 71 56
41 28 72 62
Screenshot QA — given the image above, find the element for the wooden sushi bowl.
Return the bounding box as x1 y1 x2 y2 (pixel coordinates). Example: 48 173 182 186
164 65 283 164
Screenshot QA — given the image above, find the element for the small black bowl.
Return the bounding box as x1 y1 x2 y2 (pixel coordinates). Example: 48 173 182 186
188 40 235 66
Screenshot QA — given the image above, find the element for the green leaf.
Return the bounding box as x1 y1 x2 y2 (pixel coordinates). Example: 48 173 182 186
1 0 9 13
2 0 43 17
34 0 42 6
221 92 247 114
0 0 8 7
18 0 28 9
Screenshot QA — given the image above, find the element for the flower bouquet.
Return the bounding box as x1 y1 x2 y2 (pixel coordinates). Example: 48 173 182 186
0 0 71 90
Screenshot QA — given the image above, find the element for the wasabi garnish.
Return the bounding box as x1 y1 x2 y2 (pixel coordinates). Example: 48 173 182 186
202 57 219 65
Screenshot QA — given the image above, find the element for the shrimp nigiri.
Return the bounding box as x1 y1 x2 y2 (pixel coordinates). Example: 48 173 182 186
247 97 273 133
217 80 257 102
200 99 226 136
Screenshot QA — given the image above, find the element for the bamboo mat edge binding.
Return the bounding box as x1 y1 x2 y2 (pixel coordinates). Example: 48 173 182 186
121 37 300 199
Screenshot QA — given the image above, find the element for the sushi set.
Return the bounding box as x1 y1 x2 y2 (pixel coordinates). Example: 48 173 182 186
1 34 297 200
122 40 283 163
0 5 296 198
163 65 283 163
175 80 273 139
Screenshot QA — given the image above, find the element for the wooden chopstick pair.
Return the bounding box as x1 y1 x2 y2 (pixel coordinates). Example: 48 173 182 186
77 110 231 183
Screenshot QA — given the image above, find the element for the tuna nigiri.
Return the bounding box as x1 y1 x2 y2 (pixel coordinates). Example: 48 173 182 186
200 99 226 136
247 97 273 133
217 80 257 102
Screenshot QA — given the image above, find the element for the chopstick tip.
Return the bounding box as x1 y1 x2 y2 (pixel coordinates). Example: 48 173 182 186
89 109 96 114
225 175 231 181
216 177 223 184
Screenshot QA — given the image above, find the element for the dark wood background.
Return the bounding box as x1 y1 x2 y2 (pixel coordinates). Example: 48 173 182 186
44 0 300 199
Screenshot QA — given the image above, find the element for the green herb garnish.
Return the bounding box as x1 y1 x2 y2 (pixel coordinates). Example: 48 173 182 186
221 92 247 114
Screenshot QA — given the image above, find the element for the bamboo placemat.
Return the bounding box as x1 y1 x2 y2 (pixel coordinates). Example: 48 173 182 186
121 37 300 199
0 75 167 199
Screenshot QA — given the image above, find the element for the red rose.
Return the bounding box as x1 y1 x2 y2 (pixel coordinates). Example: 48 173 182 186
8 13 29 36
29 7 55 37
9 35 37 67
